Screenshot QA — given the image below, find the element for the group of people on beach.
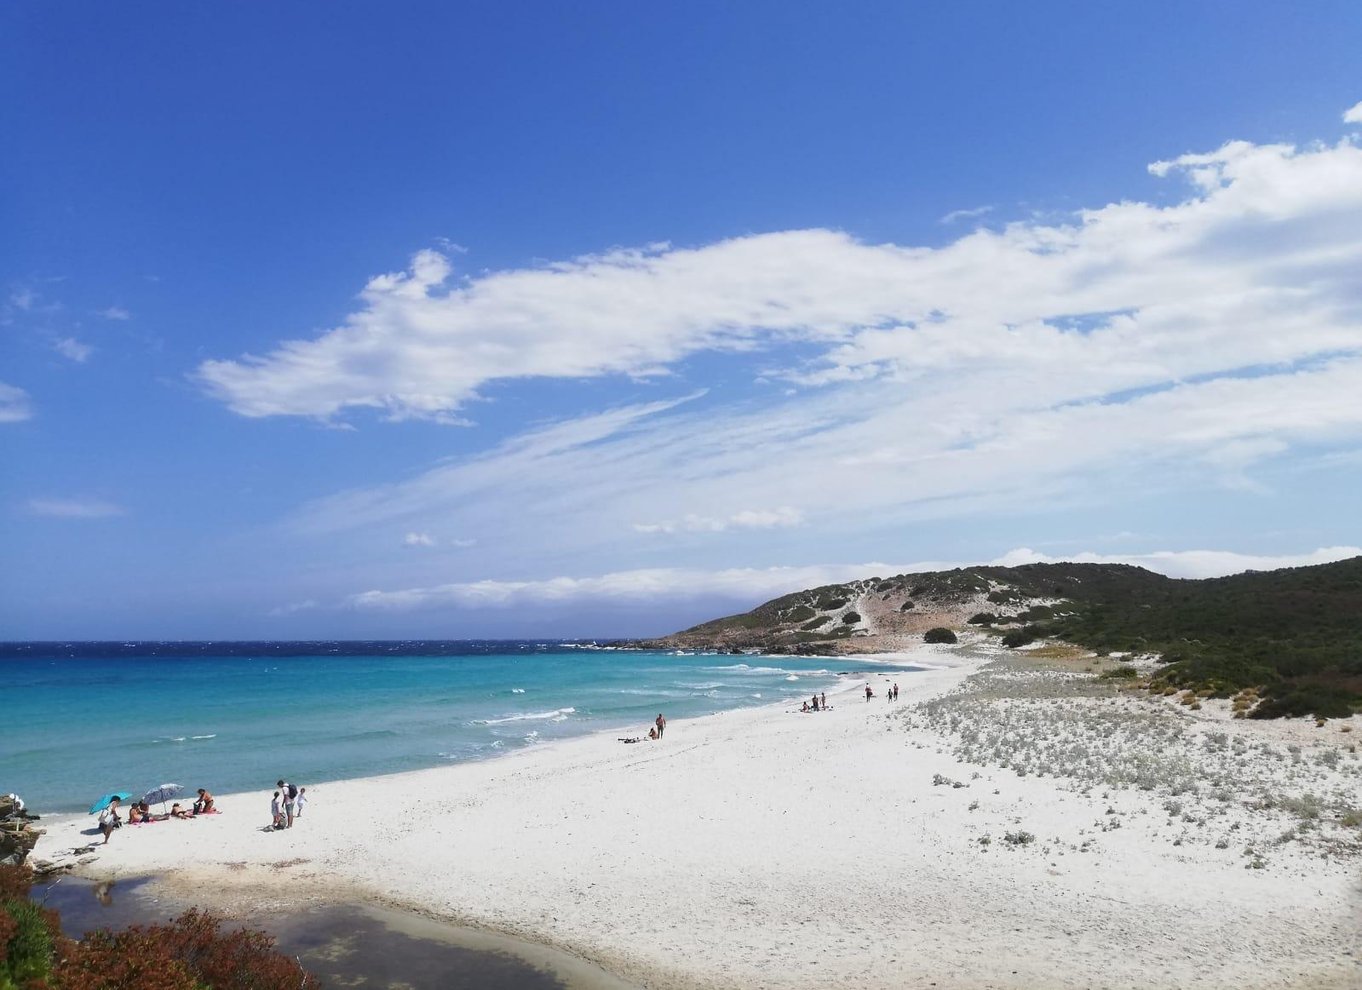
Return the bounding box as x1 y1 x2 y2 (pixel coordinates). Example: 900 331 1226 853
270 779 307 829
865 682 900 702
800 692 829 713
97 788 215 844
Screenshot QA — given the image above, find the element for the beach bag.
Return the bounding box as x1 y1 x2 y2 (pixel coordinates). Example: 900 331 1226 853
287 783 299 801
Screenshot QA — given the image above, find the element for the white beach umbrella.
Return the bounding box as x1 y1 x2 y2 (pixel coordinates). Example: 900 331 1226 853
142 782 184 815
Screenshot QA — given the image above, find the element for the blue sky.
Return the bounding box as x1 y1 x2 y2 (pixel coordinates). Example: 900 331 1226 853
4 3 1362 639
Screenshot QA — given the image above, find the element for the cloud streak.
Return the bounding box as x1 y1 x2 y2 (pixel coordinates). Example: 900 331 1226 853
27 497 124 519
344 546 1362 612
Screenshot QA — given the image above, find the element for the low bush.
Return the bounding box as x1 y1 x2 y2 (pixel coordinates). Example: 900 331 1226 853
967 612 996 625
1100 664 1139 679
1001 630 1035 649
924 627 957 644
841 612 861 625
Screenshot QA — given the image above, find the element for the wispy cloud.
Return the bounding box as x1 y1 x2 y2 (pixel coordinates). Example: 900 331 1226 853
235 111 1362 574
347 562 924 611
403 532 436 547
0 383 33 423
633 506 804 534
939 204 994 224
343 546 1362 612
994 546 1362 581
1344 100 1362 124
54 337 93 363
27 497 124 519
99 306 131 321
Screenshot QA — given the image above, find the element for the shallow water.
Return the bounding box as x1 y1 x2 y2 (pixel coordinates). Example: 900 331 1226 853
3 641 919 813
32 875 635 990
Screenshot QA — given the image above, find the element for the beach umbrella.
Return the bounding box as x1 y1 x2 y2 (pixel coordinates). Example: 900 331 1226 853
88 792 132 815
142 782 184 815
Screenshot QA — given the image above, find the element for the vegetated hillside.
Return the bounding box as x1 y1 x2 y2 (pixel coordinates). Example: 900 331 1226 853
641 558 1362 718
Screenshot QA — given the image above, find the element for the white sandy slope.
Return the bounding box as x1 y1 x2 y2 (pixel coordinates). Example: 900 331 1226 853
35 646 1362 990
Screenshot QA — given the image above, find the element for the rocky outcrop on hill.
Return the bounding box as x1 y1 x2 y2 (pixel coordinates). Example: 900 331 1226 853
1 793 43 867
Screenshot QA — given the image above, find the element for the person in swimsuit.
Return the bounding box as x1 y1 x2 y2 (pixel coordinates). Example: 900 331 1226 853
193 789 214 815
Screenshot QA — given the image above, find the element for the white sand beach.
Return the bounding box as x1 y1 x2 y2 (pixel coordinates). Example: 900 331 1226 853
35 642 1362 989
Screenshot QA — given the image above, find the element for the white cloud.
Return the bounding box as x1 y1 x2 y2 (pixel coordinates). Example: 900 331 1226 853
344 546 1361 611
634 506 804 534
1344 100 1362 124
99 306 131 321
993 546 1362 580
347 562 927 611
27 497 124 518
0 382 33 423
940 204 994 224
256 116 1362 567
54 337 93 363
200 128 1362 436
404 531 436 547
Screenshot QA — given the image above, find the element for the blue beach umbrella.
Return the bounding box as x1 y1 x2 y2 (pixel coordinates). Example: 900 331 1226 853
88 792 132 815
142 783 184 814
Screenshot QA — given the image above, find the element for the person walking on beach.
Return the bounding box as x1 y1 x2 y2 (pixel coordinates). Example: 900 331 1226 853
893 683 899 701
295 786 308 818
655 713 666 739
821 691 826 709
277 779 297 827
865 683 872 701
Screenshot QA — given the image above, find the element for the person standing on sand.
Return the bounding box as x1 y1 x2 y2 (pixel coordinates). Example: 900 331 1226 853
821 692 826 709
295 786 308 818
656 713 666 739
893 683 899 701
277 779 296 827
98 796 121 844
865 683 872 701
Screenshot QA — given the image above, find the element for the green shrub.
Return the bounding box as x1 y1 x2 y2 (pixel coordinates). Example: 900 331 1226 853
2 900 56 989
967 612 996 625
841 612 861 624
924 627 957 644
898 600 914 611
1001 630 1035 649
1100 664 1140 679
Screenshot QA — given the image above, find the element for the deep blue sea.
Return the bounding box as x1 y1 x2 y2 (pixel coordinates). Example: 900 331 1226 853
2 641 923 814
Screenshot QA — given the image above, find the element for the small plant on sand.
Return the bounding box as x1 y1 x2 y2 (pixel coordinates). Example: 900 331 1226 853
1003 830 1035 846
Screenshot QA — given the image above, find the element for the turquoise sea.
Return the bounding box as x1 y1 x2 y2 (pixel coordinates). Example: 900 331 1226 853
2 641 924 814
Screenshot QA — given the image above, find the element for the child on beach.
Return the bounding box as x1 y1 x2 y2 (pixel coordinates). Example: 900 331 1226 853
270 791 285 829
294 787 307 818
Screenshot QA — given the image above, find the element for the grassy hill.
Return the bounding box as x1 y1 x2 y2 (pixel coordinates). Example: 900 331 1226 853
645 557 1362 719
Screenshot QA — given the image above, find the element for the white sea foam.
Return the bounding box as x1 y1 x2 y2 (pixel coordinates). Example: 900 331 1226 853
785 674 800 681
191 734 217 740
476 707 576 726
511 688 526 694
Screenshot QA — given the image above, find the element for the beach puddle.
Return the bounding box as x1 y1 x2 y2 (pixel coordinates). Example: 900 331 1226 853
32 877 635 990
